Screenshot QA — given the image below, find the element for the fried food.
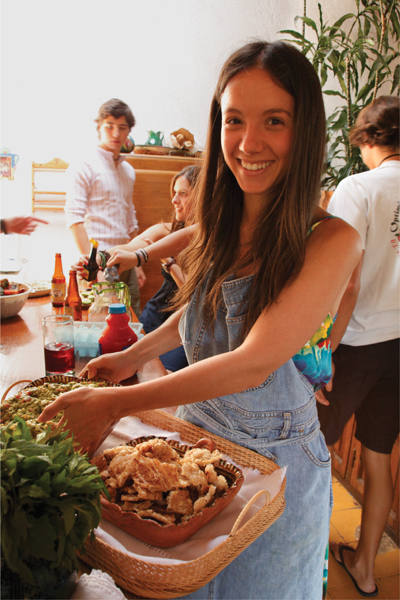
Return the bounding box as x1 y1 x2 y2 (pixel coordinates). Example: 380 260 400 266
96 437 232 526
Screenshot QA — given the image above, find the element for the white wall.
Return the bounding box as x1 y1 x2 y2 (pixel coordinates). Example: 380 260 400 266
1 0 358 216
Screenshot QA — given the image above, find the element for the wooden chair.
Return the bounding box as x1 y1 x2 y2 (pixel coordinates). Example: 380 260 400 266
32 158 69 212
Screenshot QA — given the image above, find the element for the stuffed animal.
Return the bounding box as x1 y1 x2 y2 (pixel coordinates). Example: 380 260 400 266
170 128 195 150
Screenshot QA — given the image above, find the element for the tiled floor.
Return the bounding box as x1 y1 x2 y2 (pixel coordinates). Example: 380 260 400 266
328 477 399 600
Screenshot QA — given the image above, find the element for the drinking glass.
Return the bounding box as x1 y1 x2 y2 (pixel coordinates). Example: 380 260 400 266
42 315 75 376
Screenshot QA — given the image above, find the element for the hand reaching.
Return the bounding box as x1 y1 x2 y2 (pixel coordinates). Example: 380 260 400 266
78 350 139 383
107 249 138 274
3 216 48 235
38 385 122 456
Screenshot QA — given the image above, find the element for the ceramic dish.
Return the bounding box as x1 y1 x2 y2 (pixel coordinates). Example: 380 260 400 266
98 436 244 547
0 283 31 319
26 280 51 298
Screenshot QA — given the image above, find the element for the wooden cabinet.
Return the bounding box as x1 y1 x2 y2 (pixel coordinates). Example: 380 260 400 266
331 420 399 543
124 154 202 309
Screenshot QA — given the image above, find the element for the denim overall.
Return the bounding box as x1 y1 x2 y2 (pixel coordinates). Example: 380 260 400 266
176 273 332 600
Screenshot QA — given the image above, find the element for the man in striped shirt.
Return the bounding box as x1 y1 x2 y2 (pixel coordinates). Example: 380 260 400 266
65 98 144 316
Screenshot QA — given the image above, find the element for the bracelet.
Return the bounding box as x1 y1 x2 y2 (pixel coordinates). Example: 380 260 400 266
163 257 176 272
134 251 142 267
0 219 7 234
135 248 149 266
97 251 107 269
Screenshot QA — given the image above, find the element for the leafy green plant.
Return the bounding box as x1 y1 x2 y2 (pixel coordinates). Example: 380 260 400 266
1 417 108 598
280 0 400 189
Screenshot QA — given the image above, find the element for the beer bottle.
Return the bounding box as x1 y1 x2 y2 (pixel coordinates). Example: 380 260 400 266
82 238 99 281
64 269 82 321
51 253 66 308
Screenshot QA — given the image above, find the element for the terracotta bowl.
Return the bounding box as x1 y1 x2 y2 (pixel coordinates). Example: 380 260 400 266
99 436 244 548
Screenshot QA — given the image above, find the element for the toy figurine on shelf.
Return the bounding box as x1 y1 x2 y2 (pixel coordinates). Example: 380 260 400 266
170 128 194 150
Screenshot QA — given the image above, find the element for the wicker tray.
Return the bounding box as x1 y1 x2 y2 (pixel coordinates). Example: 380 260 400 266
80 409 286 599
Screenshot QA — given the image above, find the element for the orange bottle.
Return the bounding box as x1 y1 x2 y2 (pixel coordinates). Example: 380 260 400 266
64 269 82 321
98 304 137 355
51 253 66 308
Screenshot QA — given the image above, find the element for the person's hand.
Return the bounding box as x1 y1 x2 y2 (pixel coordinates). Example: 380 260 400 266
315 360 335 406
38 386 123 456
135 266 146 288
78 350 139 383
4 216 48 235
107 249 138 273
71 254 89 274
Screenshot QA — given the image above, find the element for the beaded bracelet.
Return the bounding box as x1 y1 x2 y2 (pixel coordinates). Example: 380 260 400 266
134 251 142 267
135 248 149 266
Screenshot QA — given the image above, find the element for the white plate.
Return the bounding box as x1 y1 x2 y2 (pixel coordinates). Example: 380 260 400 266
26 280 51 298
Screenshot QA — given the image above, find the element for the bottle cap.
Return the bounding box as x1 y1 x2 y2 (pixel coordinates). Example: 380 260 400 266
108 303 127 314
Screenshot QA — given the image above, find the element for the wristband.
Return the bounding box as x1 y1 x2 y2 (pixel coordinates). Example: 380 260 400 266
97 251 107 269
137 248 149 264
163 257 176 272
0 219 8 234
134 251 142 267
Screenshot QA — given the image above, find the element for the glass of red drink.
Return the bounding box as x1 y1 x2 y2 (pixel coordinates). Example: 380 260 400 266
42 315 75 376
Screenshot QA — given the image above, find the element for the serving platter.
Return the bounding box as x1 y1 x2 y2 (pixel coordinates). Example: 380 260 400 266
25 280 51 298
98 435 244 547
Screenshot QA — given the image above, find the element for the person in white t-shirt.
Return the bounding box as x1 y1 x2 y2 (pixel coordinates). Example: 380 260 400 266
65 98 144 316
317 95 399 598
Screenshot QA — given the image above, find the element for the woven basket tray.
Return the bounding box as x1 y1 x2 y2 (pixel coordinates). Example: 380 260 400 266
80 409 286 599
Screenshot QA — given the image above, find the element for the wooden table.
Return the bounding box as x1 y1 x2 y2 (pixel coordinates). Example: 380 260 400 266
0 296 168 400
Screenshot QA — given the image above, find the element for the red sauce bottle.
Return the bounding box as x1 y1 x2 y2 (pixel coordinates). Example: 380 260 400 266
98 303 138 355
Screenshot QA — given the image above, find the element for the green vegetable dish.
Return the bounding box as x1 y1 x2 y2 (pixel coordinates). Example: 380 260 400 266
0 381 110 437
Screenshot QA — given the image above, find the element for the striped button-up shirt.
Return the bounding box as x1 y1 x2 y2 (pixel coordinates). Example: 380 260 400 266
65 146 138 250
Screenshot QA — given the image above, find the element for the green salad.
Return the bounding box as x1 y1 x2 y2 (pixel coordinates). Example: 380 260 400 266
0 381 110 437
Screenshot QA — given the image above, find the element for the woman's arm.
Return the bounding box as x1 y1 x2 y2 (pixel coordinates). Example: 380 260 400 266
107 224 198 270
330 252 363 352
163 262 185 287
39 219 361 454
109 222 171 254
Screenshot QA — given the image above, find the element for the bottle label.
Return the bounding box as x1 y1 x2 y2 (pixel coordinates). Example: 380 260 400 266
51 283 66 300
64 306 74 317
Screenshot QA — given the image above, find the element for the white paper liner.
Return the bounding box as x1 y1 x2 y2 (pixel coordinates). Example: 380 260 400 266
93 415 286 566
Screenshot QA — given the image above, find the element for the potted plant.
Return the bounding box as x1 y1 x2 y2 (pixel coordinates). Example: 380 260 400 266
1 418 108 600
280 0 400 190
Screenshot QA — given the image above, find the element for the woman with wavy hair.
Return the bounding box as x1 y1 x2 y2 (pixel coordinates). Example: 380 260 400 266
40 41 361 599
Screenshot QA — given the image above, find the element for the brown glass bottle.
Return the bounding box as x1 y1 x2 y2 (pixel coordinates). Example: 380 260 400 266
82 239 99 282
51 253 66 308
64 269 82 321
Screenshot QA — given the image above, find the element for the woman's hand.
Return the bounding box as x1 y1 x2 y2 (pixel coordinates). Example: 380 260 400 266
72 252 101 275
79 349 140 383
135 266 146 288
107 249 138 274
38 386 124 456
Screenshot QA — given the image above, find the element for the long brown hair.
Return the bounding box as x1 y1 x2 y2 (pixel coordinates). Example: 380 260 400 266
175 41 327 336
169 165 201 234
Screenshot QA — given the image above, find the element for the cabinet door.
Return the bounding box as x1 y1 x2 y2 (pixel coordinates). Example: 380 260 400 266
330 415 355 479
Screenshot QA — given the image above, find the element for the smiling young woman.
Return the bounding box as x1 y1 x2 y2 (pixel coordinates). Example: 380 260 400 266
40 41 362 600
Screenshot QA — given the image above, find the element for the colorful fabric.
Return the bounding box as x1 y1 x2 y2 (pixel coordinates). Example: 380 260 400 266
292 217 336 390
